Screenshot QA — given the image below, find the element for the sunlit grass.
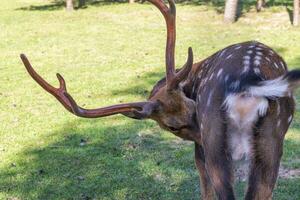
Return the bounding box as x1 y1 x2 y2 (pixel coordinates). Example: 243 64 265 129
0 0 299 199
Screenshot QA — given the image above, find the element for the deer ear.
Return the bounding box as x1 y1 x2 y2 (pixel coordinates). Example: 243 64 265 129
122 101 161 119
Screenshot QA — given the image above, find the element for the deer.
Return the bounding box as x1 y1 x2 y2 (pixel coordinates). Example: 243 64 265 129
20 0 300 199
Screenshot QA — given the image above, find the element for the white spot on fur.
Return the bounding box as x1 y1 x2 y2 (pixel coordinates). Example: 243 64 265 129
266 57 271 62
209 72 214 81
230 80 240 90
225 75 230 83
206 91 213 107
247 50 253 54
254 59 261 66
258 99 269 116
241 66 250 74
243 55 251 60
192 85 196 94
198 73 202 78
256 47 263 51
197 94 201 102
219 49 226 57
217 69 223 78
235 45 242 50
274 63 279 69
254 67 260 75
277 101 281 116
243 59 250 66
256 51 263 56
226 54 233 59
277 120 281 128
280 61 285 68
288 115 293 123
254 55 262 60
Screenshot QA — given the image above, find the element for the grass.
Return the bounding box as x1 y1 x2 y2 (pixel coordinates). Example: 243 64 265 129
0 0 300 199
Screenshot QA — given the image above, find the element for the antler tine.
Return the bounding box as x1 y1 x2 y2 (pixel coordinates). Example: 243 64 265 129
20 54 73 112
148 0 176 87
21 54 56 94
21 54 153 118
168 47 193 89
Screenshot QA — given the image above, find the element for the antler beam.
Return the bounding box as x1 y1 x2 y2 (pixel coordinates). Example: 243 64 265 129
21 54 153 118
148 0 193 90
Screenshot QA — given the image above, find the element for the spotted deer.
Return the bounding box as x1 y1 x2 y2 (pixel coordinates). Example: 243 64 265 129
20 0 300 199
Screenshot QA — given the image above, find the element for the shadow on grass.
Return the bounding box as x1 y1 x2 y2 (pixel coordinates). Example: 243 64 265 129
17 0 129 11
0 117 299 199
0 119 200 199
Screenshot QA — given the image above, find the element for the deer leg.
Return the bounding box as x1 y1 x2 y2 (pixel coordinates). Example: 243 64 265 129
245 138 283 200
245 108 290 200
195 143 215 200
201 127 235 200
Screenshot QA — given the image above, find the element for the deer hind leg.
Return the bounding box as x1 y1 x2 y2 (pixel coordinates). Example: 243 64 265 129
245 129 283 200
195 143 215 200
201 119 235 200
245 100 293 200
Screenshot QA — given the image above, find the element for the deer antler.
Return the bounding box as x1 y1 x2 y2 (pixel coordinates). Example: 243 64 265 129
20 0 192 118
148 0 193 90
20 54 156 118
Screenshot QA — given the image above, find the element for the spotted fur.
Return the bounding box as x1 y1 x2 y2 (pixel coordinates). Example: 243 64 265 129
171 41 299 199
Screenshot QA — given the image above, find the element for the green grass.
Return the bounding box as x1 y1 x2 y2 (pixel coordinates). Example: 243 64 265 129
0 0 300 199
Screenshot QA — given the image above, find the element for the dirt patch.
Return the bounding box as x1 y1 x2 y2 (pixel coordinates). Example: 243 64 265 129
278 167 300 179
235 165 300 182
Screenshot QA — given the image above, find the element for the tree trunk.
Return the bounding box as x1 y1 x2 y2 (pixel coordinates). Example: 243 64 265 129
224 0 239 23
256 0 266 12
294 0 299 26
129 0 135 3
78 0 86 8
66 0 74 11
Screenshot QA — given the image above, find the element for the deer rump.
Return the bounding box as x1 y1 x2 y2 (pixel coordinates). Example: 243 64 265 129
223 71 299 161
195 42 300 162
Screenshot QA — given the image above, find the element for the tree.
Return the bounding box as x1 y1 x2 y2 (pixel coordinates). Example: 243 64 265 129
78 0 86 8
256 0 266 12
224 0 239 23
66 0 74 11
294 0 299 26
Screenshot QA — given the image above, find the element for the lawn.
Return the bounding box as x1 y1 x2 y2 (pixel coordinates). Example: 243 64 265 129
0 0 299 199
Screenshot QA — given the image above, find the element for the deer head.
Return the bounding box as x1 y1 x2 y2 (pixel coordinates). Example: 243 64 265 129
21 0 199 141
